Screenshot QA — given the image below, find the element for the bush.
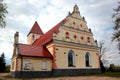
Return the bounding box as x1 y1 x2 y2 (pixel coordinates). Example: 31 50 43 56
5 65 10 72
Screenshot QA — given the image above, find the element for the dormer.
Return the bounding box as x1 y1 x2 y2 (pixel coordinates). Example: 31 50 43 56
27 21 44 45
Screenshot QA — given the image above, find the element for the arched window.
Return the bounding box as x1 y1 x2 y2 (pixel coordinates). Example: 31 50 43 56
68 50 75 67
85 52 92 67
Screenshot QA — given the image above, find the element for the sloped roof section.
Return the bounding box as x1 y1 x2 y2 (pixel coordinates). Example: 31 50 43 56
27 21 44 36
33 18 67 46
18 43 52 58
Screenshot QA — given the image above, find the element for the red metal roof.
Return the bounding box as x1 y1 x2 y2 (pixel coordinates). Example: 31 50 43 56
33 18 67 46
18 43 52 58
27 21 44 36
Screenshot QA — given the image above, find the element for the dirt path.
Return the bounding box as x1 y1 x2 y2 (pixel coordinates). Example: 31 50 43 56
0 73 120 80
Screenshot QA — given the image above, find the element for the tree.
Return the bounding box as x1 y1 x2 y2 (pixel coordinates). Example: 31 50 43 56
0 0 8 28
99 41 108 73
112 2 120 51
0 53 6 72
99 41 108 64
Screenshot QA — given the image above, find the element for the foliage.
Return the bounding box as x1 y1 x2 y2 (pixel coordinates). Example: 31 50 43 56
98 65 120 77
0 0 8 28
5 65 10 72
96 72 120 77
106 64 120 72
0 53 6 72
112 2 120 51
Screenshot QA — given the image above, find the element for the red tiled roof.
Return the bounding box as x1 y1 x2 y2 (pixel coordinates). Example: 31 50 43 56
18 43 52 58
33 18 67 46
27 21 44 36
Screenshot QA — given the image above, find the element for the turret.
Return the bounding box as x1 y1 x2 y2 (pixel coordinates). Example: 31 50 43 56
14 31 19 44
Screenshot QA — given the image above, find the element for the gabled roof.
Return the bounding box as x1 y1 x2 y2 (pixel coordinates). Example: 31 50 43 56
18 43 52 58
27 21 44 36
33 18 67 46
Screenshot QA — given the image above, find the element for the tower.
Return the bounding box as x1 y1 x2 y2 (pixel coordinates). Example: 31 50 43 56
12 31 19 58
27 21 44 45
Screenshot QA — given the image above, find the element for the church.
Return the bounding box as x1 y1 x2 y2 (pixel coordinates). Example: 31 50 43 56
11 5 101 77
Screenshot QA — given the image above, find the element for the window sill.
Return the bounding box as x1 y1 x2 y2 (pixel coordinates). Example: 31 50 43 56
86 65 92 67
68 65 76 67
24 68 30 70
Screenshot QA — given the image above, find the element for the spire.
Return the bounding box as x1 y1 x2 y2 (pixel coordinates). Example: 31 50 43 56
27 21 44 36
73 4 80 14
70 4 82 18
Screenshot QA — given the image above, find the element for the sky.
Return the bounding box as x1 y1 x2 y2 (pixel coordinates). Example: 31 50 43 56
0 0 120 66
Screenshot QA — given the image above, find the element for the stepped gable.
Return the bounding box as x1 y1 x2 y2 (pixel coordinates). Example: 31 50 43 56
33 18 67 46
18 43 52 58
27 21 44 36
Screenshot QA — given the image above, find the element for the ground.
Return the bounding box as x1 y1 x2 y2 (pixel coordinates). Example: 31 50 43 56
0 73 120 80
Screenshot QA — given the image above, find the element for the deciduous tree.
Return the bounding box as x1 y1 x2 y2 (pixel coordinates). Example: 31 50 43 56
99 41 108 73
0 0 8 28
112 2 120 51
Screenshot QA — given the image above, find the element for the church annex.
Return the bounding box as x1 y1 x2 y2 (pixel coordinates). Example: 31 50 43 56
11 5 101 77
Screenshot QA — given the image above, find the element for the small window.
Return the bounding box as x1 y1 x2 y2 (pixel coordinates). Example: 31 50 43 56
73 22 75 25
81 36 84 40
23 60 30 70
74 35 77 39
66 32 69 39
87 37 90 43
42 61 47 70
80 24 82 27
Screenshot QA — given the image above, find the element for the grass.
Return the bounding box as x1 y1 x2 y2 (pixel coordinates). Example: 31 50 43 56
4 74 13 78
93 72 120 77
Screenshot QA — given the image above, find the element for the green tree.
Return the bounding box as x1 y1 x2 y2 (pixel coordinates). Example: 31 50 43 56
112 2 120 51
0 0 8 28
6 65 10 72
0 53 6 72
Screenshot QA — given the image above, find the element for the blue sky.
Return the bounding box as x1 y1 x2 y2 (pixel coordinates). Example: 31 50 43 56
0 0 120 66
